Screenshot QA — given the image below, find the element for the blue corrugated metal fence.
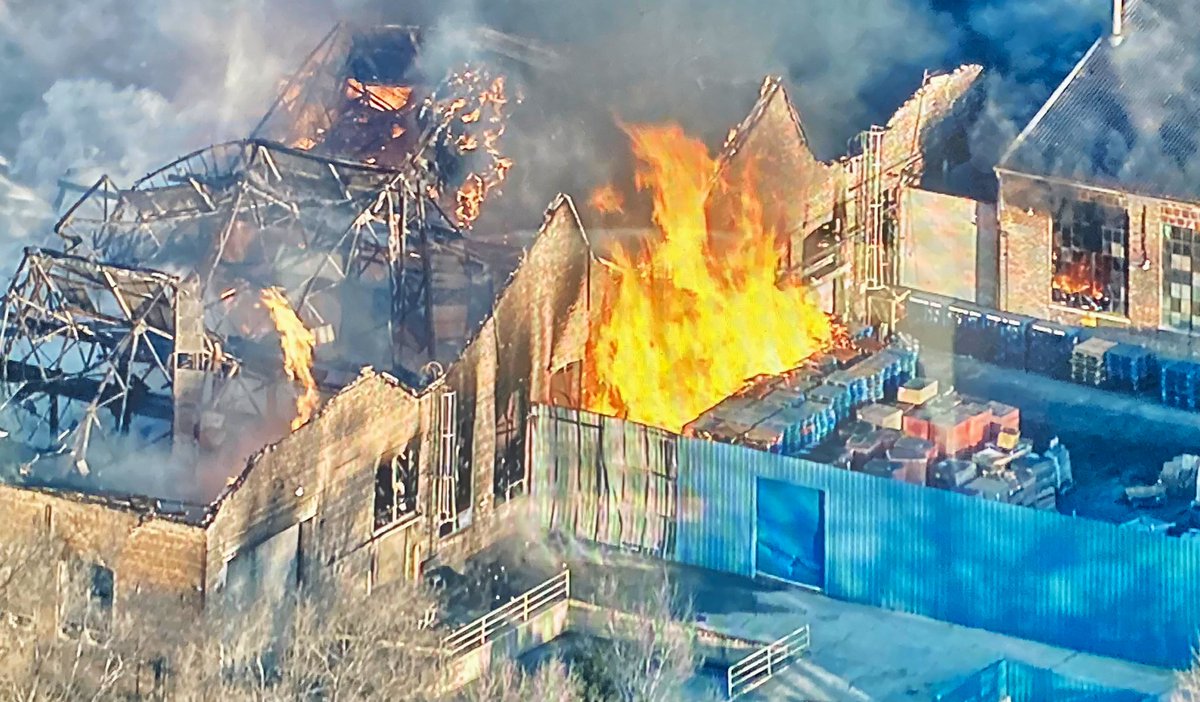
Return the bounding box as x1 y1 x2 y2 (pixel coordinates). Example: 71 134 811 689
529 405 1200 669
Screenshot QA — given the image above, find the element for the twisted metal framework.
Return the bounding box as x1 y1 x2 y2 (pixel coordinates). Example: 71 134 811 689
0 249 246 472
1 23 513 478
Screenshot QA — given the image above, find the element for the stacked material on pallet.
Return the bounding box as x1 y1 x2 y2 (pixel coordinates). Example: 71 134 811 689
898 377 938 405
1105 343 1157 393
960 475 1014 502
1160 454 1199 497
682 393 772 443
987 401 1019 439
929 408 973 456
929 459 977 488
959 401 993 448
863 458 907 481
1008 455 1059 509
788 402 839 451
844 431 885 471
1070 337 1117 387
902 406 935 440
887 443 931 485
808 383 852 421
1027 320 1079 380
987 311 1032 369
950 302 989 361
858 403 902 430
1161 359 1200 410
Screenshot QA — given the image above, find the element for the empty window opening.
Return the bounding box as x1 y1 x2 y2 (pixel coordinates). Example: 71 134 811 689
374 441 420 531
1051 201 1129 315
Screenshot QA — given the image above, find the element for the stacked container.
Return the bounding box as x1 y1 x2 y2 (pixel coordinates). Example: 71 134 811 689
787 401 839 450
1026 321 1079 379
950 302 989 360
987 311 1033 369
1161 359 1200 410
1105 343 1157 393
1070 337 1117 387
929 458 978 488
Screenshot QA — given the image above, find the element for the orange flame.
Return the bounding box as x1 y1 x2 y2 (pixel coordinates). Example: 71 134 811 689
589 183 625 215
260 288 319 430
446 68 515 228
583 124 833 432
345 78 412 112
455 175 486 231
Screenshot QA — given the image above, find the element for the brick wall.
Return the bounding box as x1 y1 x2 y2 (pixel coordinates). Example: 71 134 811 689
0 484 204 647
996 172 1200 331
205 195 597 591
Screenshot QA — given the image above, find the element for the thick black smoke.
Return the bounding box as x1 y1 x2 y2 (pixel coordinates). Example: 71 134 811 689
0 0 1107 245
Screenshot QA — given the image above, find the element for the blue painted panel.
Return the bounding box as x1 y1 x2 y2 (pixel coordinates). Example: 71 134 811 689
674 436 1200 669
754 478 824 589
529 406 1200 669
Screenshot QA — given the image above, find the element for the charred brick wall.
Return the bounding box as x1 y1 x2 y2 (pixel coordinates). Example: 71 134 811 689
205 195 597 593
0 484 204 648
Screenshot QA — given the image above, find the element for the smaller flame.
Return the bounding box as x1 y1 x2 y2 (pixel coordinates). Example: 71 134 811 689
446 68 516 228
589 183 625 215
345 78 412 112
455 174 486 229
260 288 319 431
391 124 406 139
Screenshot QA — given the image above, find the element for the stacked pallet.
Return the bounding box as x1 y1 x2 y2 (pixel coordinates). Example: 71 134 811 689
988 312 1032 369
863 458 907 481
1027 321 1079 380
929 458 978 488
1007 455 1059 509
887 437 936 485
858 403 902 430
1105 343 1157 393
1161 359 1200 410
898 377 938 405
1070 337 1117 387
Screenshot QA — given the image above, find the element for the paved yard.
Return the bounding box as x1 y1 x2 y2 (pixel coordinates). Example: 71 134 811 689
484 541 1177 701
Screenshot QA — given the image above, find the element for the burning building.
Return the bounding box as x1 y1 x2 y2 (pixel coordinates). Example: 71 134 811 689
0 16 986 662
997 0 1200 333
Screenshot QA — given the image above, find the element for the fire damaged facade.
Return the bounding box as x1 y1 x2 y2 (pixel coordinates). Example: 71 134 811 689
706 66 983 320
997 0 1200 333
0 17 986 665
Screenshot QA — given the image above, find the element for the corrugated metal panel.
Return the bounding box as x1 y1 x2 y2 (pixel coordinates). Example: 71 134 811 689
674 437 1200 669
529 406 677 556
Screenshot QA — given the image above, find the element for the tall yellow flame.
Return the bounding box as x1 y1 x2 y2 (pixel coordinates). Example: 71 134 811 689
261 288 320 430
583 123 833 432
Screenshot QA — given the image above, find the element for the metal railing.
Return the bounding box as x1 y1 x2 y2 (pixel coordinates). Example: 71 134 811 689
441 569 570 658
726 624 811 700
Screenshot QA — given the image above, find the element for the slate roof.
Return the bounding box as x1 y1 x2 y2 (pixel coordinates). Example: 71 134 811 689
999 0 1200 204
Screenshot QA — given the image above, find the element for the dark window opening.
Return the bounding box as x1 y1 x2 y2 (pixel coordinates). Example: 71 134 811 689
374 441 420 531
1051 201 1129 315
89 564 114 609
493 385 528 503
1163 224 1200 332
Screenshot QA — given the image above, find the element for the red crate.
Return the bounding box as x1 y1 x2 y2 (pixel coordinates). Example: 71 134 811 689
903 413 932 440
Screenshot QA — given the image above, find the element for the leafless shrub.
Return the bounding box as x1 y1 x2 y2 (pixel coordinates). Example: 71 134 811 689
572 571 713 702
1174 649 1200 702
